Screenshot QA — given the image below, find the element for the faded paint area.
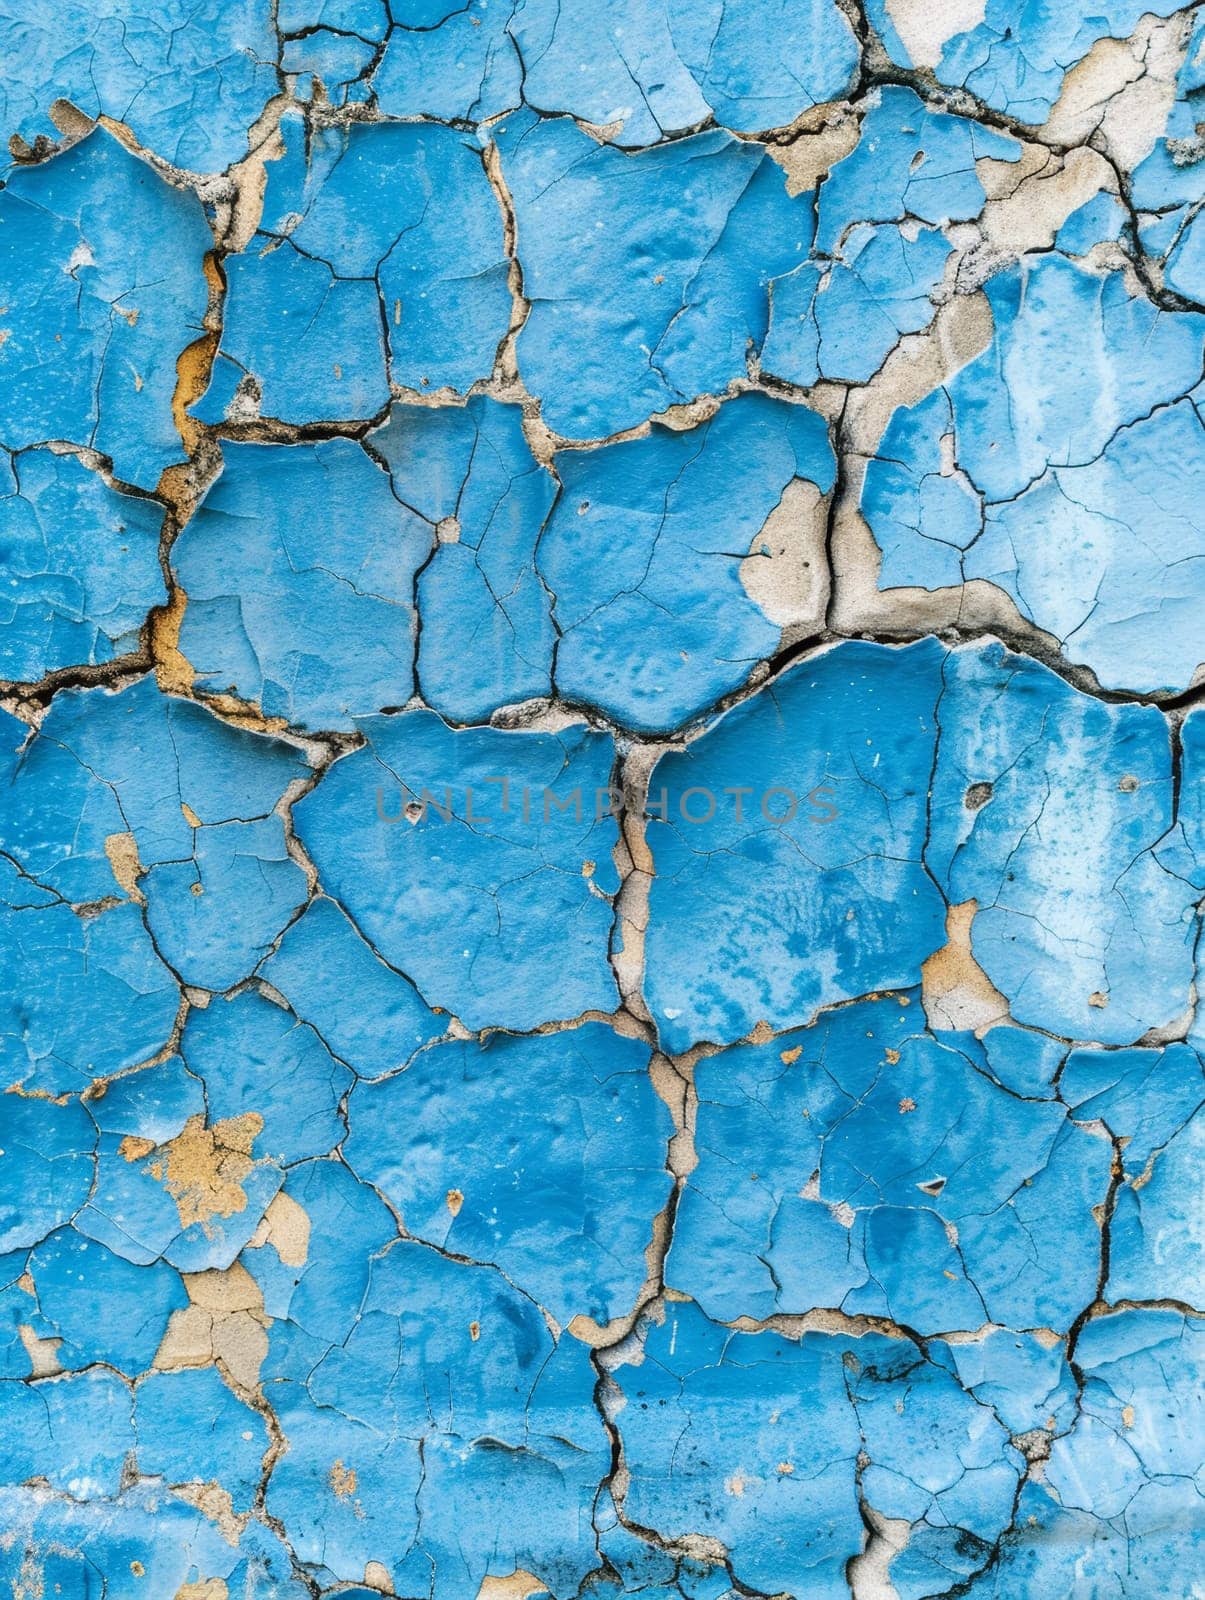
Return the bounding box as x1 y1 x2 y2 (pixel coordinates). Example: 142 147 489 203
0 4 1202 1598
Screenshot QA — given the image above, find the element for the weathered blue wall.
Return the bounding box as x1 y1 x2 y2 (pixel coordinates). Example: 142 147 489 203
0 2 1202 1596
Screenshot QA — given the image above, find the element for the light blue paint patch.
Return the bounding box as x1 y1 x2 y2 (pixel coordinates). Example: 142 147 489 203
864 257 1205 692
0 1251 48 1378
944 1329 1078 1436
659 0 859 132
225 1521 316 1600
1107 1100 1196 1312
929 642 1204 1043
144 811 308 992
199 245 390 426
345 1022 672 1324
1131 16 1205 301
1055 190 1126 255
593 1509 681 1593
969 1311 1205 1596
644 638 948 1051
670 991 1111 1334
0 129 212 489
848 1340 1023 1598
539 392 834 730
979 1023 1065 1097
0 447 165 681
1051 1309 1205 1509
824 1030 1107 1331
960 1471 1205 1597
89 1055 205 1146
374 0 522 121
0 1369 133 1496
0 875 180 1096
72 1049 280 1273
864 0 1185 123
667 994 916 1321
849 1202 988 1333
864 382 982 592
281 26 380 95
966 398 1205 693
263 1237 608 1595
763 222 953 386
410 1331 607 1600
181 988 351 1164
293 0 855 140
514 0 856 142
614 1303 867 1596
815 86 1020 252
240 1156 394 1334
1062 1042 1204 1175
873 257 1205 498
510 0 706 142
1165 210 1205 301
293 711 620 1030
77 1126 284 1272
176 437 431 728
136 1367 269 1509
278 0 386 34
362 0 854 140
1181 702 1205 864
496 114 814 437
0 0 278 172
0 1484 295 1598
0 1093 95 1254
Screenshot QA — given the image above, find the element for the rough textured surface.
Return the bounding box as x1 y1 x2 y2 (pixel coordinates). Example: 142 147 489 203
1 2 1203 1596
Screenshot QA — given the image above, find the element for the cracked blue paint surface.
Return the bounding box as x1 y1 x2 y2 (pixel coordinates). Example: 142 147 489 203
541 392 834 729
174 435 430 728
344 1022 673 1326
672 996 1112 1332
293 710 621 1031
0 127 211 489
0 447 166 682
1 3 1204 1597
0 0 278 171
496 113 813 439
279 0 858 140
865 0 1187 123
646 638 949 1050
863 257 1205 692
195 114 509 426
